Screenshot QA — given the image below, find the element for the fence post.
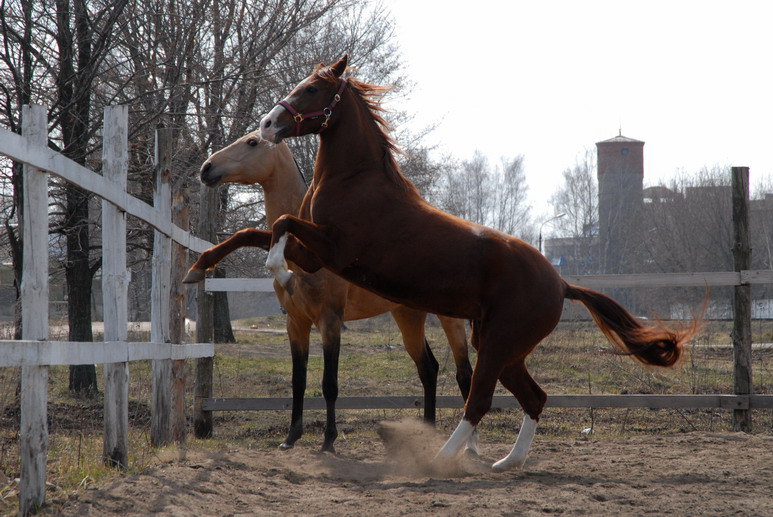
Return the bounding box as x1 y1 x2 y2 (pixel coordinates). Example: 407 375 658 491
102 105 130 467
193 187 217 438
170 196 189 442
19 105 49 516
151 125 174 446
731 166 752 432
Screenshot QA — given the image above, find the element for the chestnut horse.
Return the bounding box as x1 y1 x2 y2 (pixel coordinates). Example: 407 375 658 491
183 134 474 452
260 55 698 470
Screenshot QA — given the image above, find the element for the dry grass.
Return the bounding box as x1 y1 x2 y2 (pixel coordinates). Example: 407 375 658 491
0 316 771 514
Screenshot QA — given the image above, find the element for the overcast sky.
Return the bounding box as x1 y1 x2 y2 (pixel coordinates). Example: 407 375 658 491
384 0 772 215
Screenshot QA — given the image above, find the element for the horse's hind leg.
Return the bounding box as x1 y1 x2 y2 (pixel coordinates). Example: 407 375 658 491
280 316 313 450
437 315 479 454
390 307 438 422
317 315 343 453
491 360 547 471
436 346 503 461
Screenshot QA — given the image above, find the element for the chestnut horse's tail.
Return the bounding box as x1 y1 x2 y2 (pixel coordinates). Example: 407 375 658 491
563 282 698 367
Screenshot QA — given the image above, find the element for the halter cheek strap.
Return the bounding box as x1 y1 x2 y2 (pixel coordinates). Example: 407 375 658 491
278 78 348 136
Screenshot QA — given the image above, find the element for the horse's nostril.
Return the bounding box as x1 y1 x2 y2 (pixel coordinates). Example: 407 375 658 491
264 119 272 128
200 162 212 177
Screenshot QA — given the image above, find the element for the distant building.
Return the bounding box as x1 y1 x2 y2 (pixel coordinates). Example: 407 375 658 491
543 131 773 319
596 133 644 274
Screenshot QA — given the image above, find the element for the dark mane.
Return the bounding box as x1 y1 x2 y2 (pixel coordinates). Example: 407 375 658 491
316 66 415 192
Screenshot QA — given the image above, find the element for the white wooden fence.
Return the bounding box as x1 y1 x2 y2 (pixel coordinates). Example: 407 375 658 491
0 106 214 516
203 270 773 412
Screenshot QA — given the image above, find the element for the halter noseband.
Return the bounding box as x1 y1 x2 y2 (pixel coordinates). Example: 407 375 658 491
277 78 348 136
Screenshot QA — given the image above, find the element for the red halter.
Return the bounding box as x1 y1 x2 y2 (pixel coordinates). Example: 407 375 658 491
277 79 348 136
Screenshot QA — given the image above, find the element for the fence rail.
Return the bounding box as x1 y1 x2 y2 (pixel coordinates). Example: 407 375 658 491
0 341 213 366
202 270 773 292
203 394 773 412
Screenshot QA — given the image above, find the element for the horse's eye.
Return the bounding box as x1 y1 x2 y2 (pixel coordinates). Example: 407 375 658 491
306 86 318 94
247 138 258 147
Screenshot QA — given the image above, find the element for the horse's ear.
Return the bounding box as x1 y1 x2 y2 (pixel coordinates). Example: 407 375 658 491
331 55 348 77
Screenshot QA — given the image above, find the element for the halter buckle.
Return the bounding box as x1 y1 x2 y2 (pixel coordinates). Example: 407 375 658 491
293 113 304 123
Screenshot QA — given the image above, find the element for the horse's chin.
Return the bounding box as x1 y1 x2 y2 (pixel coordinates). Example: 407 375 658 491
201 176 222 187
261 125 289 144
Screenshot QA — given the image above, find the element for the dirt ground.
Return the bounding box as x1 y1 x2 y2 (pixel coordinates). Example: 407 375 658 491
60 420 772 517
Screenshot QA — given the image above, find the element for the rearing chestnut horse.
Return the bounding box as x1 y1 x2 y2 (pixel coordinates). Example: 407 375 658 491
260 55 697 471
183 135 474 453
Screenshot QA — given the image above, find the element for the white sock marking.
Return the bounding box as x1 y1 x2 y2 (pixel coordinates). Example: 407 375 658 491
266 234 293 286
492 414 538 471
465 428 481 456
436 419 475 461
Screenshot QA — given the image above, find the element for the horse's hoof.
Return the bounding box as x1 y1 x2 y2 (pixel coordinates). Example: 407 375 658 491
320 444 336 455
183 269 205 284
491 457 524 472
278 442 295 451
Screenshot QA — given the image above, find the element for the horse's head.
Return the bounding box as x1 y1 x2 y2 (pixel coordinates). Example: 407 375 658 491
260 55 349 143
199 131 284 187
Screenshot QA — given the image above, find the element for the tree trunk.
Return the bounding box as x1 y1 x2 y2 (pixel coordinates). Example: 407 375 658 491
56 0 97 395
213 268 235 343
65 182 97 395
213 185 235 343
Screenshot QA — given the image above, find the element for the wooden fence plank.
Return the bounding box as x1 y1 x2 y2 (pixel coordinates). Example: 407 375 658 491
0 341 213 366
205 278 275 292
202 394 772 412
19 105 49 517
0 126 212 253
564 271 740 288
101 106 130 468
206 271 772 293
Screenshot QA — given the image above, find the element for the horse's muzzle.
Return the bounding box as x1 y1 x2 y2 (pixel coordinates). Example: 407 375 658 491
199 162 222 187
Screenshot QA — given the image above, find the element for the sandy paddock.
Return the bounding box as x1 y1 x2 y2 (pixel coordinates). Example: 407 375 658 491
61 420 772 516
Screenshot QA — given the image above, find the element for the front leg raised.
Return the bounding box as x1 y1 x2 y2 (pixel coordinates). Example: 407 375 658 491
184 228 272 283
267 214 339 287
266 234 294 287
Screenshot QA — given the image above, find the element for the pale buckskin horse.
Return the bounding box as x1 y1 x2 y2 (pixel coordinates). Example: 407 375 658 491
183 135 474 453
260 55 699 470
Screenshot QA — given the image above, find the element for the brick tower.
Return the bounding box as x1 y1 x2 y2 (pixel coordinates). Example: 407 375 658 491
596 133 644 274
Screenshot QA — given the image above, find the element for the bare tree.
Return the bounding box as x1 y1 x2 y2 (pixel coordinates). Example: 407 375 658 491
0 0 131 393
0 0 37 339
438 150 532 239
642 167 734 274
1 0 442 354
549 149 599 274
491 155 530 237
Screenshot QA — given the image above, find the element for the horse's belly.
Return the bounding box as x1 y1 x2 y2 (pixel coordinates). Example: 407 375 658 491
339 261 480 319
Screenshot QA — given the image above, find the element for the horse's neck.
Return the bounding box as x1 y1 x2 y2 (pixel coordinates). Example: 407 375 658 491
319 116 381 175
262 149 307 226
316 97 413 194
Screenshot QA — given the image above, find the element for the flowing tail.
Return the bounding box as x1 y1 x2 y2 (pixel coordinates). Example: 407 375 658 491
563 282 699 367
